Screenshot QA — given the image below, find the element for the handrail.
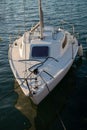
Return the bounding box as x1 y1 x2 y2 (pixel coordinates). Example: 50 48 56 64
21 62 56 95
29 56 58 72
20 56 58 94
60 20 75 34
43 70 54 79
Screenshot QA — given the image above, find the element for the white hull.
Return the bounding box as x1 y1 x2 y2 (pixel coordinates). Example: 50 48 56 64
8 27 78 104
8 0 79 105
31 60 73 104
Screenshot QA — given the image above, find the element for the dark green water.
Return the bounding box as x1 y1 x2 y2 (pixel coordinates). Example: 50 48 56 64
0 0 87 130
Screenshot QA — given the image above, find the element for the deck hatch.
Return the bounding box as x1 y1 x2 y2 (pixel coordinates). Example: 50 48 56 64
32 46 49 58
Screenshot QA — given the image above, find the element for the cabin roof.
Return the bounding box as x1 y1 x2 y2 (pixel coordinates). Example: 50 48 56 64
30 27 65 45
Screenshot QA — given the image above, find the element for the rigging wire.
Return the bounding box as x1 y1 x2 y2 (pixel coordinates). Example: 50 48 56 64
22 0 33 90
23 0 27 78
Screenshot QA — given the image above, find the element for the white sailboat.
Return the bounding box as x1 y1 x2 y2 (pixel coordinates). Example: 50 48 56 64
8 0 79 104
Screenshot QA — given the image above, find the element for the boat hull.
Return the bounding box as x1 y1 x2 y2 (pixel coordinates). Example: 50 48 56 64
8 26 79 105
31 60 73 104
9 44 74 105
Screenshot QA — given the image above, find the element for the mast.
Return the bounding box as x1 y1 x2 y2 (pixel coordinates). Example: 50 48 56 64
38 0 44 39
